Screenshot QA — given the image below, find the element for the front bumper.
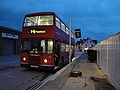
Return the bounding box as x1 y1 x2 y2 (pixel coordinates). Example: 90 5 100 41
20 63 55 70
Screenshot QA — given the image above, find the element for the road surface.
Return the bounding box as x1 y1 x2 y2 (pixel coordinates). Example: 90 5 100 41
0 55 53 90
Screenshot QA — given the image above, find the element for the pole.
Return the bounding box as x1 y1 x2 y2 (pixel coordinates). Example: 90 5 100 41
75 35 76 57
69 16 72 63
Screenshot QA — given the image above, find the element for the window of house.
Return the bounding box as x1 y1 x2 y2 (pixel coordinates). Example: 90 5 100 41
91 44 94 47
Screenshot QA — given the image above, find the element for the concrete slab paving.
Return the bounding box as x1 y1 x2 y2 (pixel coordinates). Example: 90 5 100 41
61 77 87 90
37 52 116 90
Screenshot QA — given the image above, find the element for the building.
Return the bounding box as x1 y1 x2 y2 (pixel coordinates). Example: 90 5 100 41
0 26 21 55
77 37 97 51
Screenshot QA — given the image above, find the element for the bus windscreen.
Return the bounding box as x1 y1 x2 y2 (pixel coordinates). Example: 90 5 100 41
21 40 53 54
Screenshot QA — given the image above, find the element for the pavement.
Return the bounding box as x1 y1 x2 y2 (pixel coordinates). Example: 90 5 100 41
0 55 20 62
37 52 116 90
0 55 20 71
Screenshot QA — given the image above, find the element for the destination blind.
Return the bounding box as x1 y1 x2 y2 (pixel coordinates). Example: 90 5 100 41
29 29 46 34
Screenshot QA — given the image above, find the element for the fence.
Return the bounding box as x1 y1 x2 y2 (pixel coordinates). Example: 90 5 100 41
95 32 120 90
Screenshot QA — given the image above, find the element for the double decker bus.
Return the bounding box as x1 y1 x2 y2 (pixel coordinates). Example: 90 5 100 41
20 12 75 70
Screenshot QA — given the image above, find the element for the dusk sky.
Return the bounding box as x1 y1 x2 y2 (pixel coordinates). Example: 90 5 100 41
0 0 120 41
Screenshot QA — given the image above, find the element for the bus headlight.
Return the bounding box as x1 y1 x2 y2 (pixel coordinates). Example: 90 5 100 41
23 57 26 61
44 59 48 63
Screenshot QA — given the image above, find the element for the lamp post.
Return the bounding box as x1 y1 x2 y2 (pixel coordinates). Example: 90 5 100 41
69 16 72 63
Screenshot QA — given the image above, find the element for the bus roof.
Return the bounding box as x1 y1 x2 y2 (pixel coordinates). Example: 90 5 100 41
25 12 55 17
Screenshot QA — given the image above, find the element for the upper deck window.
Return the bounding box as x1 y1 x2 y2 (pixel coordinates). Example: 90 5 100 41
66 27 69 35
55 17 61 29
24 15 53 27
61 22 65 32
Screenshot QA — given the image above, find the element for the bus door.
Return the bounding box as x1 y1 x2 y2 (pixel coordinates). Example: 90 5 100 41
54 41 60 66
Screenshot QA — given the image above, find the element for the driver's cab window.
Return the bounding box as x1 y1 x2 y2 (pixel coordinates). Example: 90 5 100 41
41 40 45 53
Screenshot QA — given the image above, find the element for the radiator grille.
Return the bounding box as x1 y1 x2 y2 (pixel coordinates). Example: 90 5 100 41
28 56 41 65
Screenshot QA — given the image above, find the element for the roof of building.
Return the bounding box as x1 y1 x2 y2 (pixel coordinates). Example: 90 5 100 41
79 37 97 44
0 26 21 33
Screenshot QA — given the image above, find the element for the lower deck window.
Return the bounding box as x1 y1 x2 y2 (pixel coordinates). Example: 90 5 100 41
21 40 53 54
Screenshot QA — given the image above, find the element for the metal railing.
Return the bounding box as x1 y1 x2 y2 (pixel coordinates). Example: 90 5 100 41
95 32 120 90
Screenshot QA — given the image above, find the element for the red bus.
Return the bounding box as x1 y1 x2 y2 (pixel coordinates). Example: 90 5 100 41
20 12 75 70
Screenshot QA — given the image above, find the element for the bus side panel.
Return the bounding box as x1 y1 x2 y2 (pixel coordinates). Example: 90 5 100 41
60 52 69 64
54 27 69 43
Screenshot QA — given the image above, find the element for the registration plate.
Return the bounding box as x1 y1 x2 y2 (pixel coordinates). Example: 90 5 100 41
30 65 38 68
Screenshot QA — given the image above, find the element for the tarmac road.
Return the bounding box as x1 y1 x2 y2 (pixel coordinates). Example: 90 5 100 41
0 55 53 90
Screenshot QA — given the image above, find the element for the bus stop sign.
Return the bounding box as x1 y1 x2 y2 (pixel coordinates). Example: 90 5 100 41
75 29 81 38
